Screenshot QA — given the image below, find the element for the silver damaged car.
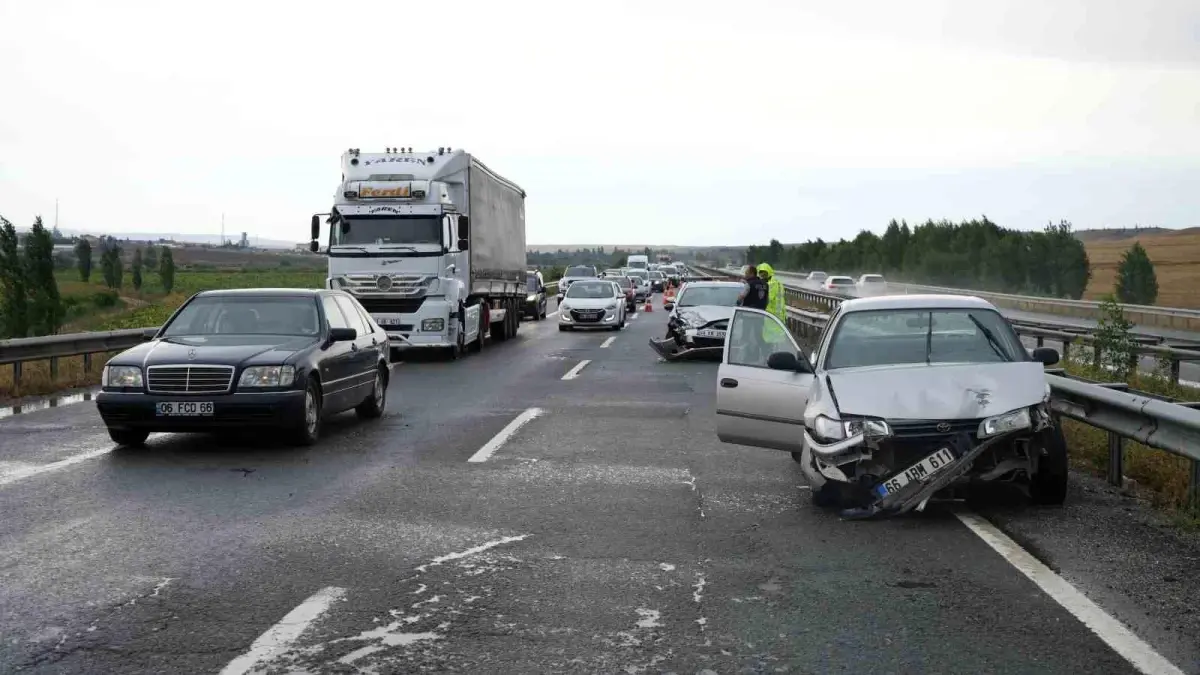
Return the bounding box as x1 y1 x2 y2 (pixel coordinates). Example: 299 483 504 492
715 295 1067 518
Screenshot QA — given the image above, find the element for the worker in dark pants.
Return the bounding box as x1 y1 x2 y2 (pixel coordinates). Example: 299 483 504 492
736 265 771 365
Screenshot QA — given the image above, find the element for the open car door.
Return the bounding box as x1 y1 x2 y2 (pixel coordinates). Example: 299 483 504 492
716 308 815 452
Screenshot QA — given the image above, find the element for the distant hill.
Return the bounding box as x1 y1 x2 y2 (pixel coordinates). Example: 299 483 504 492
40 228 302 250
1073 227 1178 243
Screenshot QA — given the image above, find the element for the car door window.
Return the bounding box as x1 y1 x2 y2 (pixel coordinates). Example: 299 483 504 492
334 295 370 335
322 296 351 330
727 309 801 369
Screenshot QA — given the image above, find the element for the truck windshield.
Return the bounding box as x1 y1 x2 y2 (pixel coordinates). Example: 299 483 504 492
332 216 441 247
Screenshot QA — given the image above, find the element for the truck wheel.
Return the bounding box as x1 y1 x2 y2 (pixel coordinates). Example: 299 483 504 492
491 304 509 342
508 299 520 335
1030 425 1069 506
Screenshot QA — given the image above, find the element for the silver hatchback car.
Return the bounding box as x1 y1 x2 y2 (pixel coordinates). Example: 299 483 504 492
559 279 627 331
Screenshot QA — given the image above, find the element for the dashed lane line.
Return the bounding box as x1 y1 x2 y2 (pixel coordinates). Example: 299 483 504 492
0 448 112 488
561 360 591 381
219 586 347 675
956 512 1185 675
467 407 544 463
600 337 615 348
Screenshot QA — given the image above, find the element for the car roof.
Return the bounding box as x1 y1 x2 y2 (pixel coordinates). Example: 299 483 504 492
839 294 998 313
828 276 854 281
680 281 743 289
195 288 324 298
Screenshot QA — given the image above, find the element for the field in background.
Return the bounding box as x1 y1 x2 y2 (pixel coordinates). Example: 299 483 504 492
1082 229 1200 309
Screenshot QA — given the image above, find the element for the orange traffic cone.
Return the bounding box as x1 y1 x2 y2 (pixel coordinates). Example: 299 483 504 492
644 298 653 312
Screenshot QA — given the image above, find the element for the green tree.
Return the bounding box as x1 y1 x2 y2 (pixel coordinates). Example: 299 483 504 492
0 215 29 338
75 237 93 282
131 248 144 291
101 237 124 289
159 246 175 292
143 245 157 271
24 216 63 336
1114 241 1157 305
1095 295 1136 378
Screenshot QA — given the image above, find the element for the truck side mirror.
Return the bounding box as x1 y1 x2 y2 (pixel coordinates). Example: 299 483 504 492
310 215 320 241
309 240 319 253
457 215 469 238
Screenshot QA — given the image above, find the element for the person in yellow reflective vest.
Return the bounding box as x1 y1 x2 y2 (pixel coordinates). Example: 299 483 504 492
756 262 788 345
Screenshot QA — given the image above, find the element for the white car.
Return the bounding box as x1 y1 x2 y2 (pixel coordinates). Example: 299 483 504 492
806 271 828 285
559 279 627 331
714 294 1066 517
856 274 888 295
823 276 856 292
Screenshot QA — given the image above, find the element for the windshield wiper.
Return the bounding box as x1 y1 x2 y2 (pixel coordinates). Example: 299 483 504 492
968 314 1008 361
377 245 420 252
328 245 370 256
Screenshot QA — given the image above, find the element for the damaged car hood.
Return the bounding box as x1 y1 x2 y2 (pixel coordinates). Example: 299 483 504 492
674 305 734 328
828 362 1047 420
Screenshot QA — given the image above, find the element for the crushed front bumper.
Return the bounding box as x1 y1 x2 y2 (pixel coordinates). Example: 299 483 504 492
648 337 723 361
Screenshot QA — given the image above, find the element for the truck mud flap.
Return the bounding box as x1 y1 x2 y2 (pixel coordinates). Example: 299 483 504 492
649 337 723 362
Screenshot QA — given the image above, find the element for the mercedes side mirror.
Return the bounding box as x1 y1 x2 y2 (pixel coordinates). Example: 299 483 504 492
457 215 470 238
1032 347 1060 366
310 214 320 240
457 237 469 251
309 240 319 253
767 351 812 373
329 327 357 343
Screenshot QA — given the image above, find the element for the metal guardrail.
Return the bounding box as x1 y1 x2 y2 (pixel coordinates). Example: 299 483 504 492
0 284 564 390
689 263 1200 506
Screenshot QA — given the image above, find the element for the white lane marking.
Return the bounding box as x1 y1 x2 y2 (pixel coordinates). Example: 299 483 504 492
415 534 533 572
0 448 112 487
628 313 638 320
956 512 1185 675
547 310 559 318
561 359 591 380
467 407 544 463
600 337 616 348
220 586 347 675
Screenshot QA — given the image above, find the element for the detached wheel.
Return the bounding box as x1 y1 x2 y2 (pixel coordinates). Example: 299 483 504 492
108 428 149 447
1030 425 1069 505
291 379 323 446
356 367 387 420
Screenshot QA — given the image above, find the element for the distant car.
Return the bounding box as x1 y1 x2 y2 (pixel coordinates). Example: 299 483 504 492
624 269 651 299
95 289 391 448
649 270 667 293
601 268 624 278
823 276 856 292
610 275 638 313
660 264 682 286
557 265 599 301
856 274 888 295
559 279 627 331
664 281 743 350
523 271 548 320
807 271 828 284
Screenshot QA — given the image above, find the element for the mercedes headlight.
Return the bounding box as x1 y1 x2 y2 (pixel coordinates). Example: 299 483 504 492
238 365 296 388
422 318 445 332
527 294 537 301
102 365 142 388
978 408 1032 438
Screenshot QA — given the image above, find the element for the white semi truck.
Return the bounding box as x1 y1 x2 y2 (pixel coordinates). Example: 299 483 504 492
309 147 528 359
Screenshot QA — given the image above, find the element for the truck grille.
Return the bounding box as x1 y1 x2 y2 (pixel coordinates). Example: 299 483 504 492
341 274 429 296
146 365 235 394
357 297 426 314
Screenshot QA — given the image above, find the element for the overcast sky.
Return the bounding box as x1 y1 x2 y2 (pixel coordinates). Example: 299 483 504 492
2 0 1198 247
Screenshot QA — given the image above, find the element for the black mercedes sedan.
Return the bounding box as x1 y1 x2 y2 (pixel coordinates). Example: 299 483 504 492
96 288 391 447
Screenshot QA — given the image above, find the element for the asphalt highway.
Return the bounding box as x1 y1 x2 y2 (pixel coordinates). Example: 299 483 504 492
2 295 1199 674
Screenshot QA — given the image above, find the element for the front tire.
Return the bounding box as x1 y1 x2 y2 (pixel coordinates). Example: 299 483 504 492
1029 424 1069 505
108 428 149 447
291 379 323 446
356 367 387 420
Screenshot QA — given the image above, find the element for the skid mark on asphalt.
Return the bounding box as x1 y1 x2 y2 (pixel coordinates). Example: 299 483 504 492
957 512 1186 675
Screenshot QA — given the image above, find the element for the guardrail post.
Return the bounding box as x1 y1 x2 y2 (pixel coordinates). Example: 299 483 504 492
1190 460 1200 511
1036 335 1045 348
1061 339 1070 363
1107 432 1124 487
84 352 93 372
12 361 21 388
49 357 59 380
1170 359 1182 385
1092 343 1101 369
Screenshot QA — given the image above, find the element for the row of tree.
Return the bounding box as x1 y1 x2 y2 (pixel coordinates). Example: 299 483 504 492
74 237 176 294
0 216 63 338
746 218 1092 299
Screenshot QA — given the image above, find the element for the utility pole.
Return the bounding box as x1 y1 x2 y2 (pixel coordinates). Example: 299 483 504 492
54 198 59 229
221 213 225 246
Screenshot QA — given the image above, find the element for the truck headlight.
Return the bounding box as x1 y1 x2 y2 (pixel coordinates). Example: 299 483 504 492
422 318 445 332
102 365 142 388
978 408 1032 438
239 365 295 388
527 294 537 302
